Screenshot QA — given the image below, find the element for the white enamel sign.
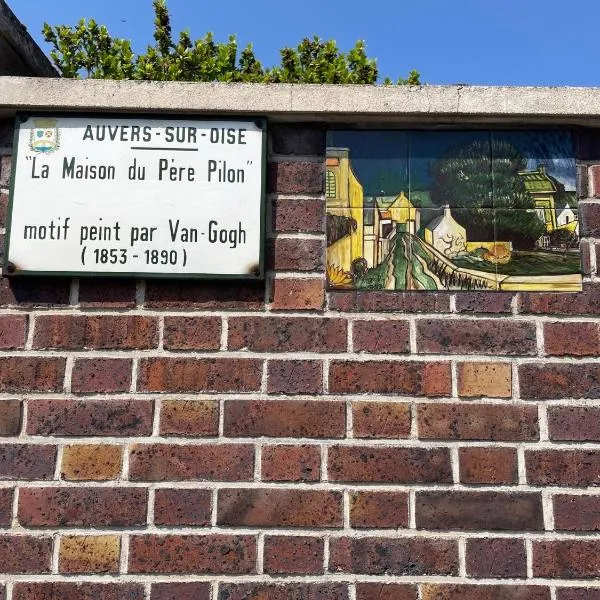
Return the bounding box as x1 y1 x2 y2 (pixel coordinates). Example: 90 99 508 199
5 115 266 278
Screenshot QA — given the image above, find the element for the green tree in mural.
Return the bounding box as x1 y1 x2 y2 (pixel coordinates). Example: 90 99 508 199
430 139 545 249
42 0 420 84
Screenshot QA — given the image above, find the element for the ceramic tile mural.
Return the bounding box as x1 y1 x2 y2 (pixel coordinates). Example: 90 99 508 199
326 130 581 291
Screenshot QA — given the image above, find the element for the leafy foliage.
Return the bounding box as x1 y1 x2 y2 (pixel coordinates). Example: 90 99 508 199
43 0 419 85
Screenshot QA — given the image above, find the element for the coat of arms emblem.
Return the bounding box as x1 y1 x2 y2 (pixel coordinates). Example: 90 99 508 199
29 118 60 153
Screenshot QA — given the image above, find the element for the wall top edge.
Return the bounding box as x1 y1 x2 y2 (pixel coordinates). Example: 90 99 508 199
2 77 600 125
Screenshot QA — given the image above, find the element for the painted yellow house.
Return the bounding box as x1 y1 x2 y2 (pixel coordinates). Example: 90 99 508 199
519 164 559 231
378 192 420 234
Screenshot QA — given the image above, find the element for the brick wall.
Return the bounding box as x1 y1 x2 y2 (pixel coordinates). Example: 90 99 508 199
0 116 600 600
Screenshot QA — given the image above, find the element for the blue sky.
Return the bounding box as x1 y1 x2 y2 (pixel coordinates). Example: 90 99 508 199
7 0 598 86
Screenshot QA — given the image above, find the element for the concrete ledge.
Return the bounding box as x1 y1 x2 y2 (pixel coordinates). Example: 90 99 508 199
2 77 600 125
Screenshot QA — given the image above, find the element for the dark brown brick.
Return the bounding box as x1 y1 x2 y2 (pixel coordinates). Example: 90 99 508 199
163 316 221 350
329 360 451 395
0 357 65 392
416 491 544 531
71 358 131 393
19 487 147 527
460 447 518 484
466 538 526 578
138 358 261 392
519 282 600 316
0 399 21 435
533 540 600 578
0 488 12 526
329 536 457 575
129 443 254 481
0 192 7 228
264 536 324 574
421 584 550 600
554 495 600 531
581 202 600 236
224 400 344 438
13 583 144 600
228 316 346 352
218 488 342 528
329 290 450 313
151 583 210 600
129 534 256 574
328 446 451 483
527 450 600 486
33 315 157 349
270 125 325 155
0 444 55 479
557 589 600 600
269 237 325 271
160 400 218 437
218 583 347 600
352 320 410 353
261 444 320 482
519 363 600 399
270 277 324 310
418 403 538 441
0 315 27 348
27 399 153 436
79 278 136 308
0 536 51 573
416 318 536 355
455 292 514 313
352 402 411 438
548 406 600 441
268 161 324 194
0 120 11 146
582 241 593 275
349 491 408 528
154 489 212 526
544 322 600 356
267 360 323 394
355 584 417 600
0 277 71 308
272 198 324 233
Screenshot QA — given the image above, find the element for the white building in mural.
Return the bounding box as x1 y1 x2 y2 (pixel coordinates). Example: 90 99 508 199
424 206 467 258
556 203 579 235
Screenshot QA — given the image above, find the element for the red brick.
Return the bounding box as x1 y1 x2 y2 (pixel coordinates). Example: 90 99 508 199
261 444 320 482
129 534 256 574
352 402 411 438
267 360 323 394
328 446 451 483
0 192 7 228
581 202 600 235
460 447 518 484
557 590 600 600
228 316 346 352
151 583 210 600
329 360 451 395
217 583 347 600
0 277 71 308
548 406 600 441
418 404 538 441
554 495 600 531
27 399 153 436
416 318 536 355
145 280 264 310
328 291 451 312
466 538 526 578
160 400 218 437
138 357 261 392
33 315 157 349
271 198 325 233
264 536 324 574
527 450 600 486
71 358 131 393
582 241 593 275
270 277 324 310
129 443 254 481
519 282 600 316
0 315 27 348
350 491 408 528
0 444 55 479
533 540 600 578
268 161 324 194
421 584 550 600
0 357 64 392
352 320 410 353
355 584 417 600
163 316 221 350
519 363 600 399
269 237 325 271
544 322 600 356
0 399 21 435
154 489 211 526
270 124 325 155
416 491 543 531
218 488 342 527
0 488 12 526
19 487 147 527
329 536 457 575
455 292 514 313
13 583 144 600
79 278 136 308
0 536 51 573
224 400 344 438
